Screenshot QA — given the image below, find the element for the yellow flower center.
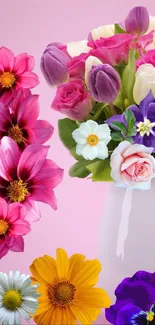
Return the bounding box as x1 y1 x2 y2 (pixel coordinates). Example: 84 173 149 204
0 219 9 235
87 134 99 146
48 281 76 307
7 179 29 202
147 311 154 322
0 72 16 88
3 290 22 310
137 119 155 136
8 125 24 144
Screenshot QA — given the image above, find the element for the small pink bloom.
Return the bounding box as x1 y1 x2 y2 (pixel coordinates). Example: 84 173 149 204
67 53 89 80
110 141 155 190
136 49 155 69
0 90 53 150
0 137 64 221
52 79 92 120
0 47 39 104
0 197 30 259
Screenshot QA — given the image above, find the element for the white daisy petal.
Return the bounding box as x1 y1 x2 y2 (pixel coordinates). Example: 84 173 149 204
14 311 21 325
18 308 30 322
82 144 98 160
85 120 98 133
8 271 14 289
96 124 111 142
21 284 39 295
96 143 109 160
78 122 91 136
13 271 20 289
1 274 9 291
21 301 37 314
76 144 85 156
20 276 31 291
8 311 15 325
72 129 87 144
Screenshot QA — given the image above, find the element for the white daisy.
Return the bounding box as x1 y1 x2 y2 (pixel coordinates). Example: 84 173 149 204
0 271 39 325
72 120 111 160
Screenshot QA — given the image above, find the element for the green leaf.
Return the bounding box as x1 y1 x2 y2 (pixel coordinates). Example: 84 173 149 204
122 49 136 105
69 147 84 161
111 131 124 141
87 159 113 182
123 109 136 131
125 137 134 143
58 118 77 150
113 87 125 111
69 160 92 178
114 24 126 34
111 122 127 133
127 126 137 136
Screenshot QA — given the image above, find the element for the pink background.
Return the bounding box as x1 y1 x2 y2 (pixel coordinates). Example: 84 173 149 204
0 0 155 323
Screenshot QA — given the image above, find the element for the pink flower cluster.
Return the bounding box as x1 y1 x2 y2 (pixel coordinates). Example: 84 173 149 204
0 47 63 259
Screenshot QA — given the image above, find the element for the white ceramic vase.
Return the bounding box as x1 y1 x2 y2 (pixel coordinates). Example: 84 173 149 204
98 182 155 303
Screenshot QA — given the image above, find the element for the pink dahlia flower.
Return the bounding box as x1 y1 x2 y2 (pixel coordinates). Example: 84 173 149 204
0 197 30 259
0 137 64 221
0 90 54 150
0 47 39 104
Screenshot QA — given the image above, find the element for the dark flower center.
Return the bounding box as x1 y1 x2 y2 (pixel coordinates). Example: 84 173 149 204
48 281 76 307
8 125 24 144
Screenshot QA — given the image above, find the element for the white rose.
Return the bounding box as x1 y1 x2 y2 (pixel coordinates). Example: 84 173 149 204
90 24 115 40
133 64 155 105
67 40 91 57
85 56 103 85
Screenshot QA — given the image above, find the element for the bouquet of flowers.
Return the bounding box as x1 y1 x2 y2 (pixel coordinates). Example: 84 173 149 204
41 6 155 190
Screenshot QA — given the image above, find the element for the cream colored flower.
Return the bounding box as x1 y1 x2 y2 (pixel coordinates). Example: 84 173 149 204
85 56 103 85
67 40 91 57
133 64 155 104
91 24 114 40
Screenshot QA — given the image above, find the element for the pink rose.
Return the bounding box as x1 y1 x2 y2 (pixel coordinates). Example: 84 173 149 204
136 49 155 69
88 34 134 66
110 141 155 190
52 79 92 120
67 53 89 79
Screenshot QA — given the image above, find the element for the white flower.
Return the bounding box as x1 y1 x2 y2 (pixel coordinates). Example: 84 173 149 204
90 24 114 40
67 40 91 57
133 64 155 105
145 16 155 49
0 271 39 325
72 120 111 160
85 56 103 85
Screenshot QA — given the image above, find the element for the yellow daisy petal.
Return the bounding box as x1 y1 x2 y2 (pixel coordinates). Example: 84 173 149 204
72 259 102 287
30 255 57 285
76 287 111 308
86 307 101 322
34 310 48 325
71 304 92 325
63 307 77 325
69 254 85 283
56 248 69 280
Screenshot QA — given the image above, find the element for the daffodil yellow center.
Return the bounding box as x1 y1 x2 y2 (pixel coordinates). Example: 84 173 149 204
137 119 155 136
87 134 98 146
48 281 76 307
8 125 24 144
0 219 9 235
0 72 16 88
3 290 22 310
7 179 29 202
147 311 154 322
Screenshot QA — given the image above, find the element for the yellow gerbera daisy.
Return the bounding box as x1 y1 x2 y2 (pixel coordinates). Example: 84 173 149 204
30 248 111 325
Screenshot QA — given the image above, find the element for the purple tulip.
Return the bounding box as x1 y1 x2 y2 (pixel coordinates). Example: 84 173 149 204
88 64 121 103
40 43 71 86
125 6 149 35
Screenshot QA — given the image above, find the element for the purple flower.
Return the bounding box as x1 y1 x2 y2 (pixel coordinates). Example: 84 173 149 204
105 271 155 325
129 91 155 151
41 43 71 86
88 64 121 103
125 6 149 35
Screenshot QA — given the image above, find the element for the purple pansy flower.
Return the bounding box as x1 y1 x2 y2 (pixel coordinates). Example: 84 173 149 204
105 271 155 325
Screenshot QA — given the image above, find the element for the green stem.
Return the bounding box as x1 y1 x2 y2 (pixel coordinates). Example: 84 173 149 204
92 104 106 121
109 103 117 116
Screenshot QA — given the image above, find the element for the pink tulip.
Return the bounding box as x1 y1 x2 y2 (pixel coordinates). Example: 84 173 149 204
0 137 64 221
0 197 30 259
0 47 39 104
0 90 54 150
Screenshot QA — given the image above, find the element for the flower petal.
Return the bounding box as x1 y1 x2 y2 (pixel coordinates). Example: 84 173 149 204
7 203 26 222
32 159 64 189
17 95 39 127
30 255 58 285
18 71 39 88
0 197 8 219
81 144 98 160
32 120 54 144
56 248 69 280
0 137 20 181
70 304 92 325
76 287 111 308
9 236 24 252
0 47 14 71
23 199 41 222
69 254 85 283
14 54 34 75
12 220 31 236
17 144 49 181
72 259 102 286
30 187 57 210
72 129 87 145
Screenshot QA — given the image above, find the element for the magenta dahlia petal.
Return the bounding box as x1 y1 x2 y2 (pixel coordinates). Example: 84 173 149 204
34 159 64 188
17 144 49 181
32 120 54 144
14 54 35 75
30 187 57 210
0 245 9 259
17 95 39 127
7 203 26 223
9 235 24 252
26 55 35 71
0 137 20 181
23 199 41 222
0 197 8 219
0 47 14 71
11 220 31 236
18 71 39 88
0 102 12 131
